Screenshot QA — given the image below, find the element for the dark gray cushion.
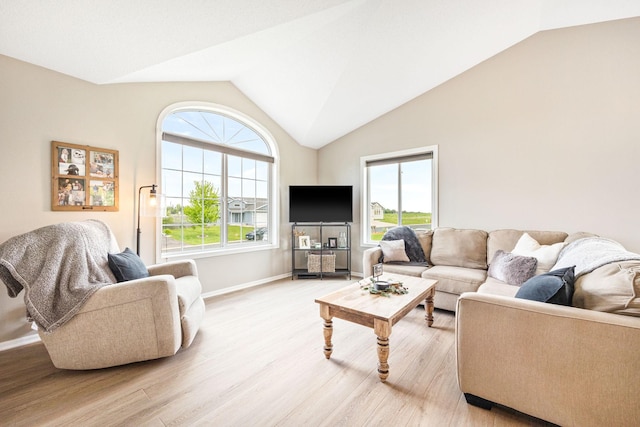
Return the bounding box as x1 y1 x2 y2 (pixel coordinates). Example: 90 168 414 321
487 250 537 286
108 247 149 282
515 266 576 306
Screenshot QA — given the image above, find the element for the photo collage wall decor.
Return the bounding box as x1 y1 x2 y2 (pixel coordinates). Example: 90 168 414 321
51 141 119 211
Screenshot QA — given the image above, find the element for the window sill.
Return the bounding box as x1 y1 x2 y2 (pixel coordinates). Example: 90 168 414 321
159 241 279 262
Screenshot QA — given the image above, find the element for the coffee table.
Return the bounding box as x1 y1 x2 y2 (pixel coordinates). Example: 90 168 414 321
314 274 437 382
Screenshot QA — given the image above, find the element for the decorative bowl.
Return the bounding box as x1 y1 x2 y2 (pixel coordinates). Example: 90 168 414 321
373 281 390 291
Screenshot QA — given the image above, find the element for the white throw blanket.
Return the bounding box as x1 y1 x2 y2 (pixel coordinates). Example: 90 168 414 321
551 237 640 278
0 220 117 332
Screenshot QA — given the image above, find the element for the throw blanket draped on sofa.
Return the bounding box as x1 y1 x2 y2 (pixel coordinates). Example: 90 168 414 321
381 226 427 264
0 220 117 332
552 236 640 278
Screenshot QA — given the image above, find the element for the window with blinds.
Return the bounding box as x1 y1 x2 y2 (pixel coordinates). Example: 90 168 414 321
159 106 277 257
361 147 438 244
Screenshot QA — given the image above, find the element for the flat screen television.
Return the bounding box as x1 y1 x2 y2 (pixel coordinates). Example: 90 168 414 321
289 185 353 223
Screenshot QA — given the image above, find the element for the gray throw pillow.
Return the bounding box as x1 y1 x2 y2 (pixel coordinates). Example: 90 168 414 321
515 266 576 305
488 250 537 286
108 247 149 282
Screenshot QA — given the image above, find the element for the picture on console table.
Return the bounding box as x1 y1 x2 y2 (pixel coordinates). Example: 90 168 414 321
328 237 337 248
298 235 311 249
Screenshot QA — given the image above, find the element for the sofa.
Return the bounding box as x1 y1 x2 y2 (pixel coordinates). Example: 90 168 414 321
363 227 640 426
363 227 575 311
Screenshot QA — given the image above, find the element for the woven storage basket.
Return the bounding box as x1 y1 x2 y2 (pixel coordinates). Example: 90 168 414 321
308 252 336 273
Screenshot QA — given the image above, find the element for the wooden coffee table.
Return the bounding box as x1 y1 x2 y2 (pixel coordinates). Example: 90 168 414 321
314 274 437 382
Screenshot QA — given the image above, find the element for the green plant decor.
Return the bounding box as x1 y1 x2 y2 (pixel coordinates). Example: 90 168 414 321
360 277 409 297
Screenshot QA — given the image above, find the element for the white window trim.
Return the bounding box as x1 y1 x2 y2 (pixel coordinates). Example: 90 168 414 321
155 101 280 262
360 145 438 247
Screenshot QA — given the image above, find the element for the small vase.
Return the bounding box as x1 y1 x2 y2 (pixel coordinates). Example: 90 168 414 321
337 232 347 248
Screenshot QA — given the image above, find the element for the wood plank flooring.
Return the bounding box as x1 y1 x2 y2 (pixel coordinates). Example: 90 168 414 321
0 278 554 426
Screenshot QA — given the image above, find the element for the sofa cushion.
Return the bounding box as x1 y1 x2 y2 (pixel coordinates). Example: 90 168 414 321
487 250 537 286
512 233 565 275
422 265 487 295
430 228 488 269
415 229 433 265
380 263 429 277
515 266 575 305
477 277 520 297
107 247 149 282
487 229 568 265
573 261 640 317
379 239 410 263
565 231 598 245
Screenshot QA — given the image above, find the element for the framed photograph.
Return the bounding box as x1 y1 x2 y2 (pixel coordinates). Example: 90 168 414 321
299 235 311 249
52 141 119 211
90 150 116 178
328 237 337 248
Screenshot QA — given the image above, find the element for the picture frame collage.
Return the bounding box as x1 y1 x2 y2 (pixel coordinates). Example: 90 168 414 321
51 141 119 211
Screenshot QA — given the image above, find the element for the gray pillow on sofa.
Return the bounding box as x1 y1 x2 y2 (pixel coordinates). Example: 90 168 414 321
488 250 537 286
515 266 576 306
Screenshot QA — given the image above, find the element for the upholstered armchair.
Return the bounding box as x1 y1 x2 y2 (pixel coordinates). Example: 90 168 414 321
0 220 205 370
38 258 205 370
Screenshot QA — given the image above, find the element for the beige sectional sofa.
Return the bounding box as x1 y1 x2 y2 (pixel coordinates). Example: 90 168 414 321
363 227 640 426
363 227 571 311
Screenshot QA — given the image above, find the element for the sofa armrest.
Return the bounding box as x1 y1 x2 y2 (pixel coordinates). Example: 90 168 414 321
39 276 182 369
456 292 640 426
148 259 198 279
362 246 382 278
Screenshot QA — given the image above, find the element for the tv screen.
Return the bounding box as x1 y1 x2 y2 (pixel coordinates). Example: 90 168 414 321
289 185 353 223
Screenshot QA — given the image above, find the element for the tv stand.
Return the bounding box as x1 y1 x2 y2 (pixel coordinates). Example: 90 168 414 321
291 223 351 280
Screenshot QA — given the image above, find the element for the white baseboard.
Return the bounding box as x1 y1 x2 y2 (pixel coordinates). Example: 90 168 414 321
0 333 41 352
202 272 291 299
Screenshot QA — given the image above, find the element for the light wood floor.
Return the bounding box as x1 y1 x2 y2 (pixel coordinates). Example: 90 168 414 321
0 278 553 426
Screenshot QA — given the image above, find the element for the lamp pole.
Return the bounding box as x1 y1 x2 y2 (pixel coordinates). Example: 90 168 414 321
136 184 157 255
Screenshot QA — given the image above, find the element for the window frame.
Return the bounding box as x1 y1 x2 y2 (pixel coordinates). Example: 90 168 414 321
360 146 438 247
156 102 280 261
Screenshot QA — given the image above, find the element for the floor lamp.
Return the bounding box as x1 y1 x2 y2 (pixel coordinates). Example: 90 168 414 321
136 184 157 256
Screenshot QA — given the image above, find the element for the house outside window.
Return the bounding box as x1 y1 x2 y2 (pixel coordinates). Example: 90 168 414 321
158 103 278 258
361 146 438 244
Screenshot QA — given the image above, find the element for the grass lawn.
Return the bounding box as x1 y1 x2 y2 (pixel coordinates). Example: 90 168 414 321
370 212 432 241
163 224 252 245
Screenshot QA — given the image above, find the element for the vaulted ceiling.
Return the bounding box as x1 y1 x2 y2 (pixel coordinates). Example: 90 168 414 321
1 1 639 148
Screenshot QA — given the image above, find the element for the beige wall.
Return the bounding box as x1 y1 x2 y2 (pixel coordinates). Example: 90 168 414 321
2 17 639 345
0 55 317 344
319 17 640 273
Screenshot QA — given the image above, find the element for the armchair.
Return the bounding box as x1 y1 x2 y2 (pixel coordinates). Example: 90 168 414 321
0 220 205 370
38 259 205 370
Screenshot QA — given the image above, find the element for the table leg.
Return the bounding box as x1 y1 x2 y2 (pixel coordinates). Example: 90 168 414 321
320 304 333 359
322 318 333 359
374 319 391 382
425 289 435 327
376 336 390 382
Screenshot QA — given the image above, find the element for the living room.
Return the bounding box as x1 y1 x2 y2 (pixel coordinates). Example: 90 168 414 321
1 2 640 425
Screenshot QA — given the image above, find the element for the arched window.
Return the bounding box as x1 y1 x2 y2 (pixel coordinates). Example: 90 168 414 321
158 103 278 258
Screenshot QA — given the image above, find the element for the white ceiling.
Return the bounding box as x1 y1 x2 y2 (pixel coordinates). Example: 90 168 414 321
1 0 639 148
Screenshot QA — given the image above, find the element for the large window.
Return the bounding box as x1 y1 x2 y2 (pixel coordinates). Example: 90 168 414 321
158 104 277 257
361 146 438 244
